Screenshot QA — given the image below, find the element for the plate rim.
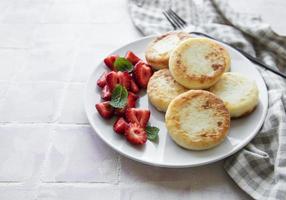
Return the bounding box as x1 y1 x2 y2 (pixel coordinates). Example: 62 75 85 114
84 34 268 168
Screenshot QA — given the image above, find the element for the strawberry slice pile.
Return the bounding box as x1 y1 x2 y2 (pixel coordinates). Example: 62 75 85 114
95 51 158 145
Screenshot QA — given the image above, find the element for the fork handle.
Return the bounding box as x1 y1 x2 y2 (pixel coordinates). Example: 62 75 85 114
238 50 286 78
190 32 286 79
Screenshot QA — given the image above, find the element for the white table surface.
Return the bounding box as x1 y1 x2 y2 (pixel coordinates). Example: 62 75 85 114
0 0 284 199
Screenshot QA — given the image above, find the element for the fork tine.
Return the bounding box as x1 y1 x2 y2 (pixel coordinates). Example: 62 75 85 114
164 10 184 29
167 8 187 26
165 10 185 29
166 9 186 29
162 11 178 30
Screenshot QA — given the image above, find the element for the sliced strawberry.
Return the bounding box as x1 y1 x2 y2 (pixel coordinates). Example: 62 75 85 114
95 101 114 119
127 92 138 108
125 108 150 128
114 92 138 116
106 71 132 92
125 51 141 65
125 123 147 145
117 71 131 90
104 55 118 70
133 61 153 89
97 72 108 88
130 79 140 93
106 71 118 91
101 85 112 100
113 117 128 134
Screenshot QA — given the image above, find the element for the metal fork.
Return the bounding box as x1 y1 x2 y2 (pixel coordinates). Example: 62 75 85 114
162 9 286 79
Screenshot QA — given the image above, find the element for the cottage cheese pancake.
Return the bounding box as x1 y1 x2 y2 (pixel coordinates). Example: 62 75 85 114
147 69 188 112
165 90 230 150
145 31 191 70
209 72 259 118
169 38 231 89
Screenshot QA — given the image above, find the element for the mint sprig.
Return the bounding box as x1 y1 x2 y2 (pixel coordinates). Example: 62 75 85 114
109 85 128 108
146 125 159 142
114 57 133 72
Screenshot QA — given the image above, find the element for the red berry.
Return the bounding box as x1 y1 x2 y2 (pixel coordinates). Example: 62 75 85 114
106 71 118 92
113 117 128 134
117 71 131 90
130 79 140 93
101 85 112 100
127 92 138 108
104 55 118 70
95 101 114 119
125 51 141 65
133 61 153 89
125 108 150 128
97 72 108 88
125 123 147 145
106 71 132 92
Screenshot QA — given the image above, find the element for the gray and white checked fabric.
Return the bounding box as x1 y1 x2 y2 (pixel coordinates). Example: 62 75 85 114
128 0 286 199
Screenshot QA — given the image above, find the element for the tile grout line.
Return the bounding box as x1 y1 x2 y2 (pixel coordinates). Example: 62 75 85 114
0 18 38 120
31 4 83 194
0 122 90 126
36 35 82 189
6 1 54 192
7 80 87 84
37 182 121 187
0 0 126 191
0 1 59 191
116 155 122 186
0 22 125 25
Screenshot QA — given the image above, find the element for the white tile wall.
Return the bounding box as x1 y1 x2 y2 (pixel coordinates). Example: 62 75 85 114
41 125 119 183
42 1 91 24
0 24 36 48
0 125 51 182
0 49 27 81
37 185 120 200
32 24 84 46
16 43 76 81
71 45 109 82
0 0 52 24
0 185 37 200
58 83 88 124
0 81 9 100
120 182 245 200
120 157 251 199
0 82 63 122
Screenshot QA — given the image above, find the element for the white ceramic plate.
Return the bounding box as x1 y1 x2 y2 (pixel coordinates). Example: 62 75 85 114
85 35 268 168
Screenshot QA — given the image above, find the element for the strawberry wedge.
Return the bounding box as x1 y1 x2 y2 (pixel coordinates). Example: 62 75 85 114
113 117 128 134
130 79 140 93
125 108 150 128
104 55 118 70
133 61 153 89
106 71 131 91
97 72 108 88
95 101 114 119
125 51 141 65
101 85 112 100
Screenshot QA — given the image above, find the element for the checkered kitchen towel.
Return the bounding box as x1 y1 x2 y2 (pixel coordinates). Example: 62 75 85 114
128 0 286 199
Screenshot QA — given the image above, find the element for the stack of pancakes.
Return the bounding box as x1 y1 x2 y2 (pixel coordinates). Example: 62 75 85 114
145 31 259 150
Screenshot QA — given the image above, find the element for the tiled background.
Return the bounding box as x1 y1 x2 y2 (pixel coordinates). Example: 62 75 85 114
0 0 284 199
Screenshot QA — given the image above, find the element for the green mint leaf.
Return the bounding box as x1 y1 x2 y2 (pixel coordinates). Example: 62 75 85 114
146 125 159 142
109 85 128 108
114 57 133 72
